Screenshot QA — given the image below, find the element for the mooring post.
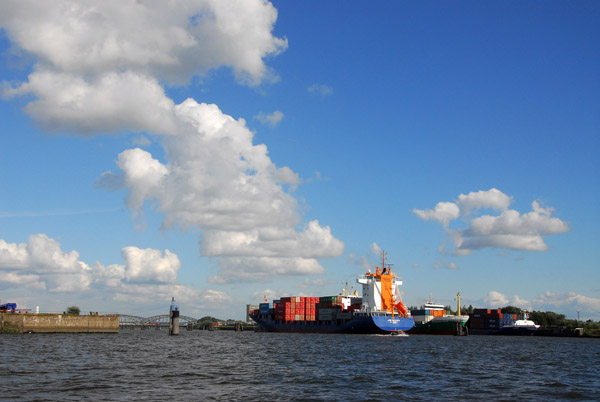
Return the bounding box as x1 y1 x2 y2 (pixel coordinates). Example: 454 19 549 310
169 297 179 336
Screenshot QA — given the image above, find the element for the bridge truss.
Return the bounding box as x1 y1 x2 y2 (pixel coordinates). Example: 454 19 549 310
119 314 198 326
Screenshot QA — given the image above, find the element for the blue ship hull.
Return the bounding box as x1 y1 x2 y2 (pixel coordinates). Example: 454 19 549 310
251 313 414 334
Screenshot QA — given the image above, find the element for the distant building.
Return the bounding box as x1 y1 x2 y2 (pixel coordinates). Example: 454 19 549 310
246 304 258 323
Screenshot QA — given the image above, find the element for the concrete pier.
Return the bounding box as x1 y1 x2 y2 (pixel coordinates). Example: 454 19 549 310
0 313 119 334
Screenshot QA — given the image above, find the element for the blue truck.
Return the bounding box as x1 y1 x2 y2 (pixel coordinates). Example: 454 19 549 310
0 303 17 312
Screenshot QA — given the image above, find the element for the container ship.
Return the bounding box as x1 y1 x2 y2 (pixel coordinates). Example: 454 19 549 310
250 252 414 334
408 295 469 335
467 309 539 335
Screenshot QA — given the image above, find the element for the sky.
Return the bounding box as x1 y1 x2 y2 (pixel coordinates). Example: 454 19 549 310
0 1 598 321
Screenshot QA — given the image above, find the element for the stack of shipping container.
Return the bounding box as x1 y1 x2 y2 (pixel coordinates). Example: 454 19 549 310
410 308 447 324
315 295 341 321
272 296 319 322
257 295 363 322
469 308 518 332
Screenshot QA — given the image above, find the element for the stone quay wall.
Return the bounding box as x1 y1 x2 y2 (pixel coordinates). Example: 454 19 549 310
0 313 119 333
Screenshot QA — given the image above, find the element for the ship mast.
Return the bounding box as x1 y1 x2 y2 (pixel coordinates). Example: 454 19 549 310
456 292 461 316
381 251 396 318
389 250 394 318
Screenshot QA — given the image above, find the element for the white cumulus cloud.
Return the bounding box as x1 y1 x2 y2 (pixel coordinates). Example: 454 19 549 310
413 201 460 227
122 247 180 284
535 291 600 314
0 234 225 313
4 71 178 135
484 290 509 307
414 189 569 254
1 1 343 286
0 0 287 133
0 272 46 291
209 256 326 283
98 100 343 281
483 291 532 311
0 234 91 292
457 188 512 215
454 201 569 252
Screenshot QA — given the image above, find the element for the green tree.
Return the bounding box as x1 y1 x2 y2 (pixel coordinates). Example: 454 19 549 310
66 306 80 315
528 311 578 328
195 316 219 329
501 306 522 315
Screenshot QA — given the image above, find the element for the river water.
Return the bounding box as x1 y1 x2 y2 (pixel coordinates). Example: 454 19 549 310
1 330 598 401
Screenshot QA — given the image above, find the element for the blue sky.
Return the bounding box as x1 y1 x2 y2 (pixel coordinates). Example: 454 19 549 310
0 1 598 320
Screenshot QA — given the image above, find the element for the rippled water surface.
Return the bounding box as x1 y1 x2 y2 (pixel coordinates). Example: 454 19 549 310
1 330 599 401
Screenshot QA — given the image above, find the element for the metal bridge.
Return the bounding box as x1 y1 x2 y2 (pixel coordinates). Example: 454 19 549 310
118 314 198 327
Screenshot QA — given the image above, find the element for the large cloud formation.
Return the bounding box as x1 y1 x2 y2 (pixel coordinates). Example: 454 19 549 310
0 234 225 310
1 0 287 134
0 1 343 284
98 99 344 282
413 188 569 254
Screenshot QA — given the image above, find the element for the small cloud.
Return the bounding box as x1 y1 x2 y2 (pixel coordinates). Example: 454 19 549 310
254 110 284 127
131 136 152 147
411 263 420 268
307 84 333 96
347 254 371 271
200 289 231 304
314 171 328 181
94 171 124 191
413 202 460 227
370 243 381 255
305 171 329 184
433 260 458 270
484 290 509 307
251 289 278 302
207 275 226 284
300 278 334 287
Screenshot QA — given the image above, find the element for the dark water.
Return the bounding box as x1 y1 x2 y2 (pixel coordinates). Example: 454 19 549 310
1 330 599 401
